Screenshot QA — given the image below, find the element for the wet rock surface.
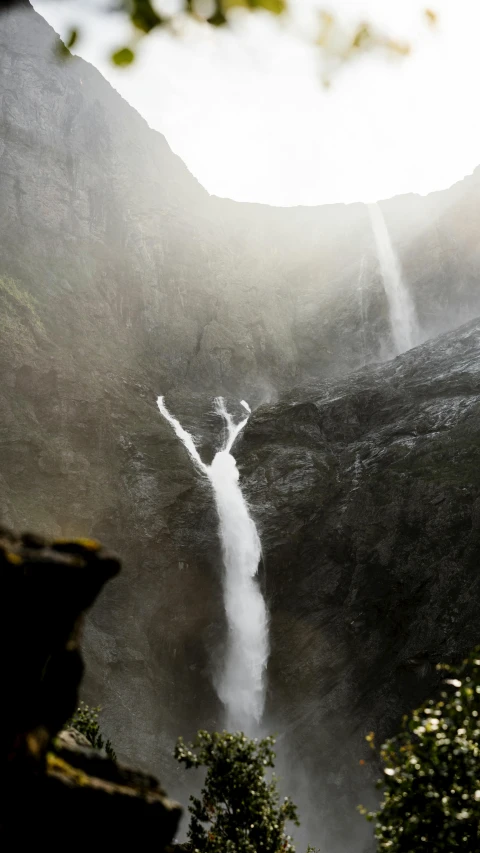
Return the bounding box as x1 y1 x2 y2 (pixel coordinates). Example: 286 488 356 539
238 318 480 851
0 528 181 849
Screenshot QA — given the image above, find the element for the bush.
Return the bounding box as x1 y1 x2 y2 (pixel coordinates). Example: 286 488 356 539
175 730 299 852
362 651 480 851
69 701 116 761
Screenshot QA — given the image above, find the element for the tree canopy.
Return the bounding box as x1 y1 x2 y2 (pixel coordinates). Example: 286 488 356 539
362 651 480 852
175 730 299 852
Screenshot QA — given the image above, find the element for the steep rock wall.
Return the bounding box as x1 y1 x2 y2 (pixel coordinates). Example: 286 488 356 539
239 319 480 851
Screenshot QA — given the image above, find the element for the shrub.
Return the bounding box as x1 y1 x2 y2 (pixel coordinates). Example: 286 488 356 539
69 701 116 761
362 651 480 851
175 730 299 852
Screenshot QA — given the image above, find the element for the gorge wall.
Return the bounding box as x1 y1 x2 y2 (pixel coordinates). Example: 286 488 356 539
2 4 480 850
239 319 480 849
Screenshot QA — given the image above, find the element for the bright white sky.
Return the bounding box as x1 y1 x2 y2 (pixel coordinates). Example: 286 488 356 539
33 0 480 206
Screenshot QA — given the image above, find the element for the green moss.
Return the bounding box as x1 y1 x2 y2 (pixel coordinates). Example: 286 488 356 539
0 274 46 360
0 275 44 332
47 752 90 786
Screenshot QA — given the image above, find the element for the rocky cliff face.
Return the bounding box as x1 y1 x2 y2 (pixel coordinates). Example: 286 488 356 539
2 3 480 848
239 319 480 850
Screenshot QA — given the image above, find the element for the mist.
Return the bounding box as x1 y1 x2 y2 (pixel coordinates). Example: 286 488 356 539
2 4 480 853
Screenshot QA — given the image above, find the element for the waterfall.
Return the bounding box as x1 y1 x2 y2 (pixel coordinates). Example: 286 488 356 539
357 253 367 364
157 395 269 733
368 202 420 355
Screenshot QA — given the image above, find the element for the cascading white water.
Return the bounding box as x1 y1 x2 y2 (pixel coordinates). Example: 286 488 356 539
157 395 269 733
368 202 420 355
357 253 367 364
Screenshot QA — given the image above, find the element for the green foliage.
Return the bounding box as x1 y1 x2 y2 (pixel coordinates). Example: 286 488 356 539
56 27 78 58
362 651 480 851
112 47 136 67
54 0 286 65
3 0 435 76
65 28 78 49
175 730 299 852
69 701 116 762
52 0 430 77
130 0 164 33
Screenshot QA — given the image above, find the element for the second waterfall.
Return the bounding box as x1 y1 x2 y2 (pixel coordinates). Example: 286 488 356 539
368 201 421 355
157 395 269 734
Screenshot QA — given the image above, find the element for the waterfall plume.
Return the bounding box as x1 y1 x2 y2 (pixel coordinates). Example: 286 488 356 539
157 396 269 733
368 202 421 355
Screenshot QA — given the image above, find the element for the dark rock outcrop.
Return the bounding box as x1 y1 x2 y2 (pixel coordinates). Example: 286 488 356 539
0 528 182 848
238 318 480 851
44 732 181 848
1 528 120 766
